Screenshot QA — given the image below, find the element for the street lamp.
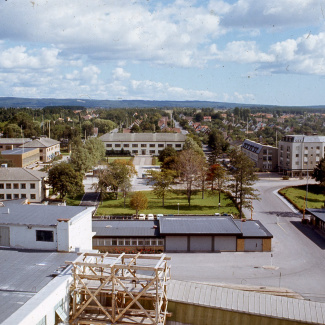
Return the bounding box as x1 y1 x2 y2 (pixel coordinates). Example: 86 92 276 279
177 203 179 215
218 202 221 214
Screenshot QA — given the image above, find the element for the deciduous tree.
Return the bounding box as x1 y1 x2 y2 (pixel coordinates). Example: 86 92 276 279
130 192 148 217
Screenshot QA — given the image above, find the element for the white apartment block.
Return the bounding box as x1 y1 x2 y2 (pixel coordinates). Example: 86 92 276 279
0 167 48 202
278 135 325 176
99 132 186 155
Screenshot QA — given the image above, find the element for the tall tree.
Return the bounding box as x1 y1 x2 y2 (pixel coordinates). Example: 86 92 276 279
130 192 148 217
47 162 84 199
228 149 259 218
197 159 209 199
183 137 204 156
312 158 325 186
177 149 205 206
147 169 175 207
207 164 228 207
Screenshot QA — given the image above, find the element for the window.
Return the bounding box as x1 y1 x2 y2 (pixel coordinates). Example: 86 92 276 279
115 144 121 148
40 149 43 153
118 239 124 246
30 183 36 189
167 144 172 147
36 230 54 242
0 184 3 189
0 194 4 199
141 144 147 148
106 144 112 147
296 154 299 157
150 150 155 154
158 144 164 148
21 194 26 199
21 183 26 189
132 150 138 154
6 184 11 189
13 183 19 189
112 239 117 246
124 144 129 147
175 144 181 148
132 144 138 147
6 194 11 199
14 194 19 199
149 144 155 148
31 194 36 200
317 146 320 150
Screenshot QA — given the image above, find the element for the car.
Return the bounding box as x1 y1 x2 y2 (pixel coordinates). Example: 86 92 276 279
156 214 163 220
214 213 220 216
221 213 234 218
147 214 154 220
138 214 146 220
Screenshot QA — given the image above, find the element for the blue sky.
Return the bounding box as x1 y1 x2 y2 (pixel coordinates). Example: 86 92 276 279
0 0 325 106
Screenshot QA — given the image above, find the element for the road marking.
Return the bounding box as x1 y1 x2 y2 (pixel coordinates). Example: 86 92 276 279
277 223 287 233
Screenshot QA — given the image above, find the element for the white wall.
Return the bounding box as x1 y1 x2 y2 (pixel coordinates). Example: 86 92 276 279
68 208 94 252
9 225 57 250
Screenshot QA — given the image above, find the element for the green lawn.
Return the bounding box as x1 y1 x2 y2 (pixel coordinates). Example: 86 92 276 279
279 184 325 211
106 157 133 163
65 194 84 206
96 190 239 217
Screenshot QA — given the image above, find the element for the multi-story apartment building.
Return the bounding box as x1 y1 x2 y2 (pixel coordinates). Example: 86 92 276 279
241 139 278 171
99 133 186 155
278 135 325 176
0 167 48 202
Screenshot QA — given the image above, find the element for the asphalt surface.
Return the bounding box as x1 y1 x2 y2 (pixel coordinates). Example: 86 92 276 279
169 175 325 303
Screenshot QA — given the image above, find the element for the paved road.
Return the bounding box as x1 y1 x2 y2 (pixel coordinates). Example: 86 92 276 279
170 175 325 303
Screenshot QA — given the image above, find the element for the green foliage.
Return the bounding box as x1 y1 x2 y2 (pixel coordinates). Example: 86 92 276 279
3 123 22 138
183 137 204 156
158 146 177 163
147 169 176 207
312 158 325 186
47 162 84 199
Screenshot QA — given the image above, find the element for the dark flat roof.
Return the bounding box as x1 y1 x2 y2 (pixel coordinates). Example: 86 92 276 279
93 220 160 237
234 220 273 238
0 201 90 226
159 216 242 235
2 148 38 155
0 248 78 324
306 208 325 223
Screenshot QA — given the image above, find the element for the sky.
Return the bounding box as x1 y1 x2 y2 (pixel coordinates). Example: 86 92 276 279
0 0 325 106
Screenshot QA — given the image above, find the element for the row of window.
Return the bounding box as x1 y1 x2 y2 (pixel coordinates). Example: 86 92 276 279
106 143 182 148
93 238 164 247
0 193 36 200
280 145 321 151
0 183 36 189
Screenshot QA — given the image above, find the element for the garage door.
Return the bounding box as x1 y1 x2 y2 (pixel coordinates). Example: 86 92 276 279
214 236 236 252
165 236 188 252
0 226 10 247
244 239 263 252
190 236 212 252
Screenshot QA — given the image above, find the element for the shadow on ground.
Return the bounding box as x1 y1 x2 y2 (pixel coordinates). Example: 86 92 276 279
290 221 325 250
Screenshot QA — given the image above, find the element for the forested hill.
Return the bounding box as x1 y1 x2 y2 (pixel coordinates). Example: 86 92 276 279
0 97 325 110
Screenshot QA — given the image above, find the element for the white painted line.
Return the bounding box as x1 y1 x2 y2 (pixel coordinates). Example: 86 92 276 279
273 189 299 214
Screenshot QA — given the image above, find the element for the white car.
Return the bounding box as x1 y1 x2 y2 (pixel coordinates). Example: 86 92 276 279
147 214 154 220
138 214 146 220
156 214 164 220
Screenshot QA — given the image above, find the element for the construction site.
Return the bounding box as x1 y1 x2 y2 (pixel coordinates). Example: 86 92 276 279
67 252 171 325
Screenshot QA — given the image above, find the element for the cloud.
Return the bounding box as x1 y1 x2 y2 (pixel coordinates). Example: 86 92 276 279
211 0 324 29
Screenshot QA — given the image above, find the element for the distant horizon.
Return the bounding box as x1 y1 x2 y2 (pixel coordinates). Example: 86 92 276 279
1 1 325 106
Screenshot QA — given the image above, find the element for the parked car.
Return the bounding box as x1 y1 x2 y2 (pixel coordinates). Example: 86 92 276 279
156 214 163 220
139 214 146 220
147 214 154 220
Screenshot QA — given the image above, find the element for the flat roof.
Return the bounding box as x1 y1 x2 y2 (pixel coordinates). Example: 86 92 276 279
306 209 325 223
159 216 242 235
93 220 160 237
0 201 91 226
168 280 325 324
233 220 273 238
99 132 186 142
0 248 78 324
1 148 38 155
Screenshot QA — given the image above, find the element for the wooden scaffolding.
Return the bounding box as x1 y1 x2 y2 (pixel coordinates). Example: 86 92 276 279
67 252 171 325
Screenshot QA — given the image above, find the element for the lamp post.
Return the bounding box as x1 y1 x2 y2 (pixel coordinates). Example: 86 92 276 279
177 203 179 215
218 202 220 214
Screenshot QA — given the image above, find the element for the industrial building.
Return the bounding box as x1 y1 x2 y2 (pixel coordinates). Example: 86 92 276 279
241 139 278 171
99 132 186 156
92 216 273 253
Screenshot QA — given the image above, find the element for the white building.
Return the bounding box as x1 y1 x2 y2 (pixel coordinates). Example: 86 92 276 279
0 200 95 251
278 135 325 176
0 167 47 202
99 132 186 156
21 137 61 162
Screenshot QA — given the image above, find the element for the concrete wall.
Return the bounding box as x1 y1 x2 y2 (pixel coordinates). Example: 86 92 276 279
9 225 57 250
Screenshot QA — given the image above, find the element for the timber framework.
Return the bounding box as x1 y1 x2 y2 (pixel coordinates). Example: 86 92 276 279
68 252 171 325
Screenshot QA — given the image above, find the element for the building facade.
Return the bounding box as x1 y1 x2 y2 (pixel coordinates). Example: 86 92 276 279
1 148 40 167
0 167 48 202
241 139 278 171
278 135 325 176
0 138 32 152
99 133 186 156
21 137 60 162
